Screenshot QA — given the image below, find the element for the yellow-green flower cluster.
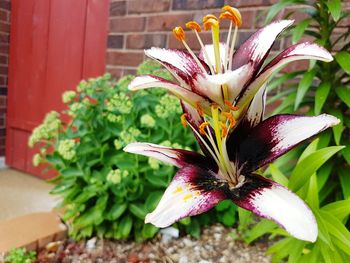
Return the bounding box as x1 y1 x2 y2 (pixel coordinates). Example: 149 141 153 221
58 139 77 160
62 90 77 104
140 114 156 128
77 80 88 93
120 127 141 145
106 169 129 184
106 113 122 123
114 139 123 150
107 92 132 114
28 111 61 147
155 94 182 118
69 102 83 114
148 158 160 170
32 153 42 167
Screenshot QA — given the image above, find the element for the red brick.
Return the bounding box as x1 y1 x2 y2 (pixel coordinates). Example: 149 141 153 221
0 55 7 64
106 67 124 79
126 33 167 49
0 33 9 44
147 13 193 32
0 10 8 22
110 1 126 16
0 0 10 11
110 17 145 33
0 66 7 75
0 22 9 33
0 95 6 108
173 0 224 10
128 0 170 14
107 35 124 49
124 69 137 75
168 31 212 50
107 51 144 67
0 43 9 54
281 59 309 73
0 77 5 86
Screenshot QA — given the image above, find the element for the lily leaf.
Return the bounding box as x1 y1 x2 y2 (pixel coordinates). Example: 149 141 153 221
315 82 331 115
335 51 350 75
335 86 350 108
289 146 344 192
326 0 341 21
295 69 316 110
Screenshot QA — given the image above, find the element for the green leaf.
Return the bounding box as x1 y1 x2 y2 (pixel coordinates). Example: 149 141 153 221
338 167 350 199
326 0 341 21
317 161 334 191
320 210 350 255
215 200 232 212
315 82 331 115
222 209 236 227
292 19 310 44
342 145 350 165
329 108 343 145
298 138 319 164
335 51 350 75
118 216 133 238
265 0 295 23
314 209 334 249
335 86 350 108
244 219 277 244
186 219 200 239
142 224 158 239
289 146 345 192
145 191 163 212
306 174 319 209
269 163 289 186
106 203 127 220
295 69 316 110
129 203 147 219
322 199 350 221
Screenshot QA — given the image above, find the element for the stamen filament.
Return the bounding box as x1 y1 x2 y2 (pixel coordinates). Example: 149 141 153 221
225 21 233 71
182 40 207 73
229 25 238 70
193 30 215 74
211 105 223 155
211 26 221 73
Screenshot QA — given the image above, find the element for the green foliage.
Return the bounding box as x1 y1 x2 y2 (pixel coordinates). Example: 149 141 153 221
265 0 350 214
239 139 350 263
4 248 36 263
29 60 237 241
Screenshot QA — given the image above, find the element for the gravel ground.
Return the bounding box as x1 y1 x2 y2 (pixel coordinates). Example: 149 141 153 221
36 224 270 263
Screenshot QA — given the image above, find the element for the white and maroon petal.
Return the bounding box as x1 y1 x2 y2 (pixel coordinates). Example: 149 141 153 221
232 20 294 80
193 64 251 105
145 165 226 228
236 114 340 172
128 75 211 110
145 47 208 88
199 43 227 70
237 42 332 109
123 142 216 170
243 83 267 128
231 174 317 242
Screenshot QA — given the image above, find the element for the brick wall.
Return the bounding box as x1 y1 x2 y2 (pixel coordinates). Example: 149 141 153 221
0 0 10 156
106 0 350 78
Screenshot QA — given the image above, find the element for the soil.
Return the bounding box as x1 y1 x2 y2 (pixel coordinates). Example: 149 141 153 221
35 224 270 263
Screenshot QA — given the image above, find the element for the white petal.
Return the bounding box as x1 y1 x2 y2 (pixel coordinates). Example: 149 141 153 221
193 64 251 105
199 43 227 69
124 142 209 168
145 166 225 228
129 75 211 110
244 83 267 127
250 183 318 242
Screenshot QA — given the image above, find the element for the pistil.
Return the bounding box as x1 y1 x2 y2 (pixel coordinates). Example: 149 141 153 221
203 15 221 74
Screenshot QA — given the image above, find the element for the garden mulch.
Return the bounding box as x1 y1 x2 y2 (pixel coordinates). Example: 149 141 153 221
35 224 270 263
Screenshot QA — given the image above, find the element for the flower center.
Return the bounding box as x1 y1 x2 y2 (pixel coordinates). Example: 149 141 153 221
174 5 243 186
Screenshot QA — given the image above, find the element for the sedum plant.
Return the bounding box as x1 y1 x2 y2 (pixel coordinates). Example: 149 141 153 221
29 61 238 241
4 248 36 263
124 4 340 243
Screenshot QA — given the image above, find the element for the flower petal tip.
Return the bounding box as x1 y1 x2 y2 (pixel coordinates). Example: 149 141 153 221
123 142 139 153
321 113 341 126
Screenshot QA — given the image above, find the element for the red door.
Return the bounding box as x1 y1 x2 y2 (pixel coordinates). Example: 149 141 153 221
6 0 109 178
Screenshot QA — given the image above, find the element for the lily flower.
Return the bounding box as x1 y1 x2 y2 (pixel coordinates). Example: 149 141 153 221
124 6 339 243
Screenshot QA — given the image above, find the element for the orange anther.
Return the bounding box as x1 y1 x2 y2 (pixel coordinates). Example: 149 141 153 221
203 15 219 31
173 26 186 41
219 122 228 138
186 21 201 32
199 121 210 135
221 6 242 27
180 113 188 128
224 100 239 111
221 112 236 128
196 101 204 116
